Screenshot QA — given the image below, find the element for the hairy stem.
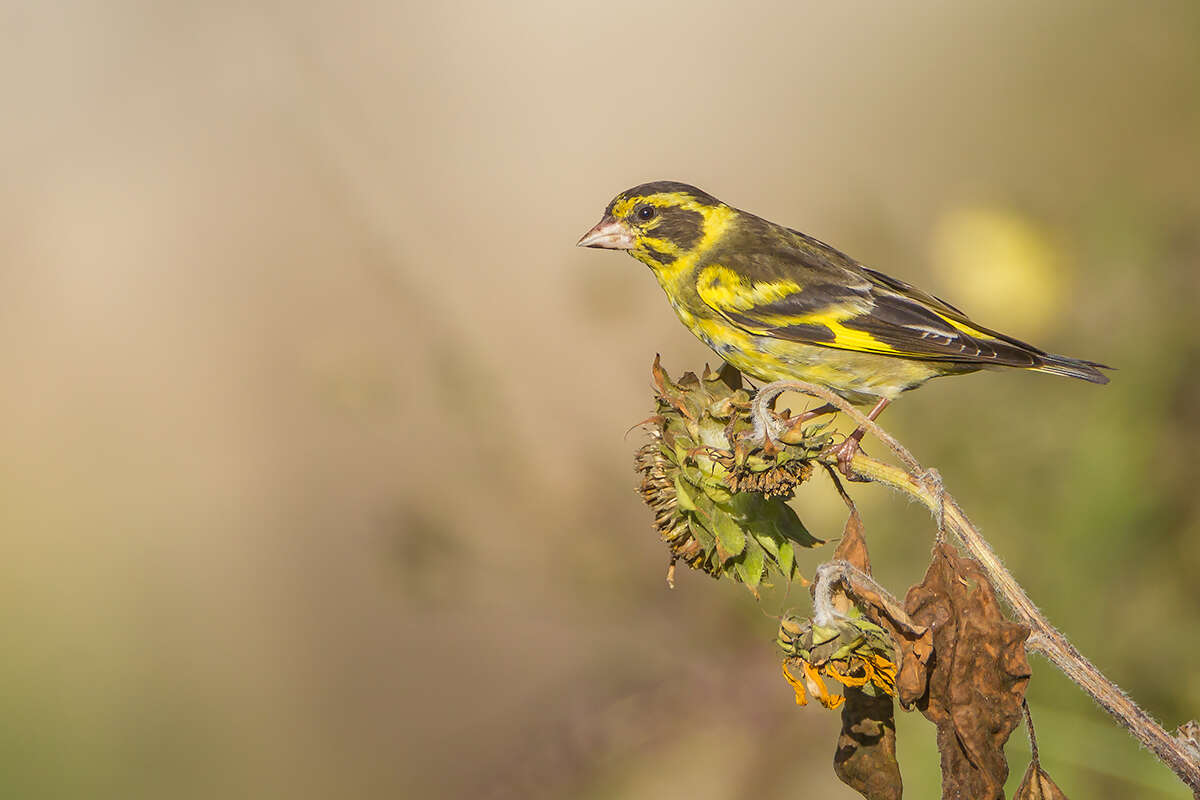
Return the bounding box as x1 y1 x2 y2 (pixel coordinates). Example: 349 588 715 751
813 559 920 635
754 380 1200 793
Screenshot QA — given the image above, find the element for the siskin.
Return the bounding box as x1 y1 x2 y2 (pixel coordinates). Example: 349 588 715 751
578 181 1109 465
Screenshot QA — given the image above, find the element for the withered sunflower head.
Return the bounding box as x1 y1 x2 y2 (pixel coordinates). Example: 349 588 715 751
634 358 829 594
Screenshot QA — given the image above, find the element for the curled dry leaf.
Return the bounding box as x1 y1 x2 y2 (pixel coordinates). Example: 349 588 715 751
1014 762 1069 799
835 686 902 800
834 502 933 709
905 543 1032 800
829 503 902 800
833 501 871 571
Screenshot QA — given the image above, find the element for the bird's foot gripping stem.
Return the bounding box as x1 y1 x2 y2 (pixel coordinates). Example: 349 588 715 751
832 434 868 481
826 396 890 481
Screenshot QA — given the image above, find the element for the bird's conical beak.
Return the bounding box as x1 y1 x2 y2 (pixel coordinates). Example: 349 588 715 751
576 216 635 250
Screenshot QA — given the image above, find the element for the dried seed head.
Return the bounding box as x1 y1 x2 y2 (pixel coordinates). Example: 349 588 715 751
634 359 827 593
635 431 720 577
725 457 814 498
777 612 900 708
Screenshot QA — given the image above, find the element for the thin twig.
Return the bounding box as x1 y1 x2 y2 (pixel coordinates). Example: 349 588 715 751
752 379 1200 793
1023 700 1041 766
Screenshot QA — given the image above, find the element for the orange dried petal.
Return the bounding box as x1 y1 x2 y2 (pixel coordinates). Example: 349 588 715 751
782 662 808 706
803 661 845 710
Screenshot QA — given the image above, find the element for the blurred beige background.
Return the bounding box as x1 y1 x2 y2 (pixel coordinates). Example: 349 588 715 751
1 1 1198 797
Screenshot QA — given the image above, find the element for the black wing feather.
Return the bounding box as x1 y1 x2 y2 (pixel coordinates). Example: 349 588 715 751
839 293 1042 366
700 216 1111 382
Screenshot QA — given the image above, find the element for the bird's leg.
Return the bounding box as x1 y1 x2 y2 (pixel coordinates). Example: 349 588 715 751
833 397 891 480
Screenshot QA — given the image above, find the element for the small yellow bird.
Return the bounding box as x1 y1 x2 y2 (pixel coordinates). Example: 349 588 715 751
578 181 1109 465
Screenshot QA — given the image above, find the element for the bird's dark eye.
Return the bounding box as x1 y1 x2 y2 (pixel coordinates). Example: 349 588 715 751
636 205 656 221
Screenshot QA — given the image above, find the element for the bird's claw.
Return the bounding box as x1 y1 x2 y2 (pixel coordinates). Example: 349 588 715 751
831 437 869 482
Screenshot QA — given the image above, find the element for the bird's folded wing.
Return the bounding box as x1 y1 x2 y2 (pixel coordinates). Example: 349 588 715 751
696 264 1043 367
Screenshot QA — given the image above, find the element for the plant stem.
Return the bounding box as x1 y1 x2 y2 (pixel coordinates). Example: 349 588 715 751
754 380 1200 793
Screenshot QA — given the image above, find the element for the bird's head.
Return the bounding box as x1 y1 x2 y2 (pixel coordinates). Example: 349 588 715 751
577 181 732 269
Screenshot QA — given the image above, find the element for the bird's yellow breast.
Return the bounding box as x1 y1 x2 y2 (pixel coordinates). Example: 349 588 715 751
658 272 953 404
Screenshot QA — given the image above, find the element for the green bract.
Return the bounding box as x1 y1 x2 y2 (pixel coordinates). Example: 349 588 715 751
778 612 892 666
635 358 831 594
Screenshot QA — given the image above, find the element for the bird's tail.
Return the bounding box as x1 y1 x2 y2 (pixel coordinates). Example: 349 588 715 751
1034 354 1112 385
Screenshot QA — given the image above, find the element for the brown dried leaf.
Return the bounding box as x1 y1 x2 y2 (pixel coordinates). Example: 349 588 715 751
890 621 934 710
834 503 871 572
1014 762 1069 799
905 543 1031 800
826 504 903 799
832 502 932 709
835 685 902 800
650 353 671 395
